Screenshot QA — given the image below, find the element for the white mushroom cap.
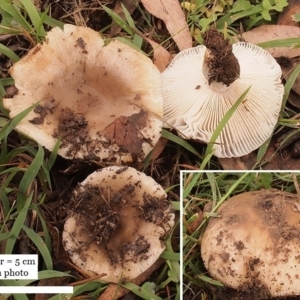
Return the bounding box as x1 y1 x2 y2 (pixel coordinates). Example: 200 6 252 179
201 189 300 297
162 42 284 158
63 166 175 283
4 25 163 164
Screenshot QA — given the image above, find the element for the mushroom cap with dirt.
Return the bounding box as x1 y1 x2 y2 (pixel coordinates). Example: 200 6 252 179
201 189 300 298
3 24 163 164
63 166 175 283
162 29 284 158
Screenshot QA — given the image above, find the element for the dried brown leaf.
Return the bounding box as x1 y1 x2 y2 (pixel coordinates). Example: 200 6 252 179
278 0 299 26
98 258 164 300
149 136 169 161
145 37 172 71
140 0 192 51
234 25 300 58
102 111 147 155
234 137 300 170
218 157 248 170
279 56 300 97
111 0 141 35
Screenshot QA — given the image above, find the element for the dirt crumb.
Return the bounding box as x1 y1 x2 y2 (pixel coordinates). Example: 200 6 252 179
29 99 56 125
234 240 244 250
53 108 89 157
141 193 171 229
121 236 150 263
202 28 240 86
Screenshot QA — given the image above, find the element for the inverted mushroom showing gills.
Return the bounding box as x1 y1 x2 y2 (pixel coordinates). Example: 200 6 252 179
201 189 300 298
162 28 284 158
3 25 163 164
63 166 175 283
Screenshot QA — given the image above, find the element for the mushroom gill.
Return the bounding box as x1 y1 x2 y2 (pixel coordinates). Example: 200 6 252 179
162 28 284 158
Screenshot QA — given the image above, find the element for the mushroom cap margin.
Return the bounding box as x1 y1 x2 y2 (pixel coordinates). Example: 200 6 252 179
4 24 163 163
63 166 175 283
200 189 300 297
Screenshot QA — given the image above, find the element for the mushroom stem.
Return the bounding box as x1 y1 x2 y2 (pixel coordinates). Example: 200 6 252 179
202 28 240 87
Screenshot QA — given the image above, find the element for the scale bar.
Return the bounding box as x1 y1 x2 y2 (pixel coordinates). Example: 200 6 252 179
0 286 73 294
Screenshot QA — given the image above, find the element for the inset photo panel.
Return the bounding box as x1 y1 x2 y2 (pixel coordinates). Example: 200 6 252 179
181 171 300 300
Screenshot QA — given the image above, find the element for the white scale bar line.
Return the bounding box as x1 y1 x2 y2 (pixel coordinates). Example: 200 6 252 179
0 286 73 294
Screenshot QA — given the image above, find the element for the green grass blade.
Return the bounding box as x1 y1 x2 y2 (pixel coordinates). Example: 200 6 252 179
72 281 107 297
281 63 300 114
1 77 14 87
17 145 44 210
0 117 9 128
121 3 136 29
160 250 180 261
0 0 32 32
183 172 202 199
211 173 249 213
0 187 10 216
119 4 143 49
0 43 20 62
256 136 272 164
0 171 26 198
38 270 72 280
0 102 37 141
102 5 134 35
2 146 37 167
203 86 251 160
22 224 53 270
47 138 61 170
198 152 214 170
257 38 300 48
0 231 12 241
0 79 5 98
121 282 162 300
5 192 33 254
19 0 46 38
39 12 64 28
113 36 144 52
35 209 52 254
171 200 180 211
196 274 223 286
217 4 262 27
162 129 202 157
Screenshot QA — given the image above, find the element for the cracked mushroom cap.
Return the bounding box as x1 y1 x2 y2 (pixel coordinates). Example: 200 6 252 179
3 25 163 164
63 166 175 283
201 189 300 297
162 42 284 158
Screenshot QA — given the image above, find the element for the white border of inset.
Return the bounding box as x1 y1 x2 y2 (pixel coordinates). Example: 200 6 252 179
0 286 73 293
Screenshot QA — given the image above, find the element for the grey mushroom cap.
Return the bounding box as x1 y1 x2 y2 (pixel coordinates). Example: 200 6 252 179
3 25 163 164
162 42 284 158
201 189 300 297
63 166 175 283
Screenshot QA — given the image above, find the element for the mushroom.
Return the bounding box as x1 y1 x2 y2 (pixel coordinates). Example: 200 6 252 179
162 29 284 158
3 25 163 164
201 189 300 297
63 166 175 283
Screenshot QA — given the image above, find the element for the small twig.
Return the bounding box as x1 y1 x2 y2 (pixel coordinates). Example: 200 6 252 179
69 273 107 286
